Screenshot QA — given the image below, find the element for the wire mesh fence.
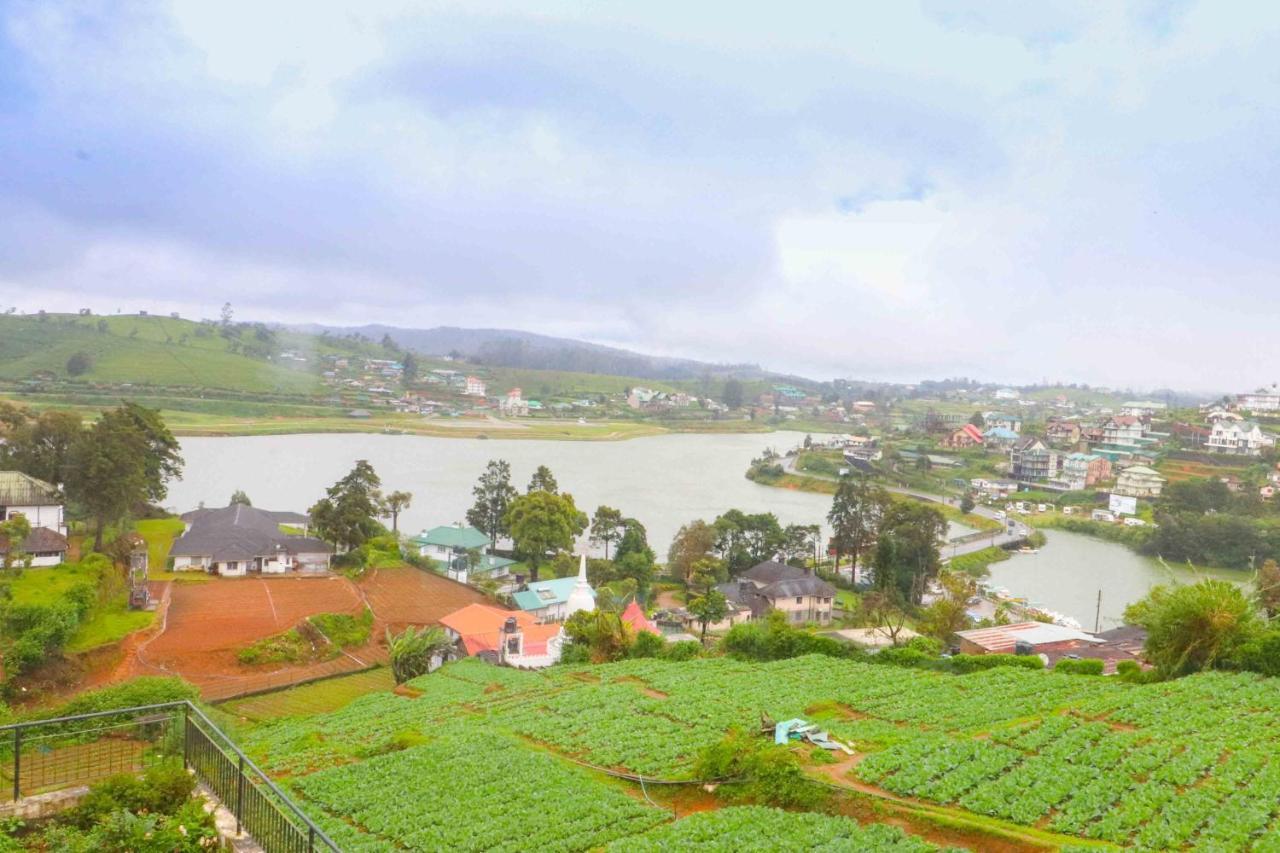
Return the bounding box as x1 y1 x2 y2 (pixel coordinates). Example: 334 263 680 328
0 702 339 853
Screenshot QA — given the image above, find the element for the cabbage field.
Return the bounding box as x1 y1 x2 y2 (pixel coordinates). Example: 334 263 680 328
238 655 1280 850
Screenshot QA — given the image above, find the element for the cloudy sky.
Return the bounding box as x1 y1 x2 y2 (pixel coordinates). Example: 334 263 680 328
1 2 1278 390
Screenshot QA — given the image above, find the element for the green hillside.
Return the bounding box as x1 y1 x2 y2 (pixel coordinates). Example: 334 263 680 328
235 654 1280 850
0 313 343 394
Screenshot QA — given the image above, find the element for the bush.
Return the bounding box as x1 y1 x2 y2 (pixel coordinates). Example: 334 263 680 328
559 643 592 665
310 608 373 648
721 612 853 662
237 630 310 665
70 764 195 829
694 728 825 809
1054 657 1105 675
628 630 665 659
54 677 198 718
659 640 702 661
942 653 1044 673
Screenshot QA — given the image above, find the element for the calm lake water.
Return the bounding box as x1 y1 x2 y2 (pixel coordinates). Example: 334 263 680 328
168 431 838 557
168 433 1227 624
985 528 1245 631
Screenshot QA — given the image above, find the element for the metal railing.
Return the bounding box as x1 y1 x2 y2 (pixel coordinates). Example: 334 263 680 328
0 701 340 853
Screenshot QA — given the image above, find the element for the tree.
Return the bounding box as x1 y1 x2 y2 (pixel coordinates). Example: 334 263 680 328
64 413 150 550
506 490 587 580
862 590 911 646
590 506 625 559
668 520 717 583
1125 580 1261 677
229 490 252 506
0 514 31 570
920 572 977 641
871 502 947 604
722 378 744 409
401 352 419 385
309 460 385 553
527 465 559 494
968 411 985 428
383 490 413 533
959 493 976 515
220 302 234 326
614 518 654 564
782 524 820 567
1258 559 1280 620
112 403 183 503
465 460 517 547
66 351 92 377
687 566 728 642
827 476 888 572
713 510 785 574
563 609 633 663
386 625 454 683
0 408 84 485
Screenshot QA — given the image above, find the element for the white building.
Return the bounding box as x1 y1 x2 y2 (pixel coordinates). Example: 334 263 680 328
464 376 487 397
0 471 67 535
500 388 529 417
1114 466 1166 498
1239 388 1280 413
1207 420 1275 456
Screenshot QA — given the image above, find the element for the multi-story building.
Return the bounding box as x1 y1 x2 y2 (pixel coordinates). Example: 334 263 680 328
1114 465 1166 498
1010 437 1059 482
1239 388 1280 413
1206 420 1275 456
464 376 487 397
1059 453 1111 490
1101 416 1147 448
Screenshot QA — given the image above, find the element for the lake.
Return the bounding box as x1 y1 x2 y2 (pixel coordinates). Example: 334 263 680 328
168 432 1219 624
168 431 839 557
985 528 1246 630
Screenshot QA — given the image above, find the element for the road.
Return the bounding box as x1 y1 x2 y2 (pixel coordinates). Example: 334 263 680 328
778 455 1031 557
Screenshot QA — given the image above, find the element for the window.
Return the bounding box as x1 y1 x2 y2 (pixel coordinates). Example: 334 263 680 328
795 596 804 604
792 611 804 622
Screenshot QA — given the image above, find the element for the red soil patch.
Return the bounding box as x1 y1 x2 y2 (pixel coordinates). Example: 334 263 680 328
359 567 489 630
118 575 371 699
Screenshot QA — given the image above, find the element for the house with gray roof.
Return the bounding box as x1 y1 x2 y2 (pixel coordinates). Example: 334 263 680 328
721 560 837 625
168 504 332 576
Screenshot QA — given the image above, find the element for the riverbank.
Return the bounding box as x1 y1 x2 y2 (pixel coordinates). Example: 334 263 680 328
1 392 783 440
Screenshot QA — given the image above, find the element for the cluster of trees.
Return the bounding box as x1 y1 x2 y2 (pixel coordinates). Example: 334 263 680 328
307 460 413 560
1124 565 1280 679
0 402 183 550
1142 478 1280 568
828 475 947 605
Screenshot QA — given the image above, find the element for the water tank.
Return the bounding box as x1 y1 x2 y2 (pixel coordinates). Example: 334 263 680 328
1014 640 1034 656
503 617 518 634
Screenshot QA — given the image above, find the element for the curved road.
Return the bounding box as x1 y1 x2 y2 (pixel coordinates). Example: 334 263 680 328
778 455 1031 557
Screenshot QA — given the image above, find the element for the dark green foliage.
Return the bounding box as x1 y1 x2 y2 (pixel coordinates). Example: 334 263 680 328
50 677 198 719
1054 657 1105 676
311 608 374 648
70 764 195 829
712 509 785 574
721 612 851 662
871 501 948 604
1125 580 1261 676
694 728 826 809
627 630 666 659
466 460 518 547
310 460 386 553
1230 628 1280 676
659 640 702 661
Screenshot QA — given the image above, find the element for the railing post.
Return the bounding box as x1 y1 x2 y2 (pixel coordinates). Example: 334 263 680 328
309 825 316 852
235 755 245 836
182 703 190 769
11 727 20 802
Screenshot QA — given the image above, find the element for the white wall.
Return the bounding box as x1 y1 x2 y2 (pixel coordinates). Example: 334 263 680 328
4 504 65 535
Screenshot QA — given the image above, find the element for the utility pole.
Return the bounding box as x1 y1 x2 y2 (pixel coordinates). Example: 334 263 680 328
1094 589 1102 634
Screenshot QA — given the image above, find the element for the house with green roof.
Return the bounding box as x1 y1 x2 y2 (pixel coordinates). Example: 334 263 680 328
511 556 596 622
410 523 515 584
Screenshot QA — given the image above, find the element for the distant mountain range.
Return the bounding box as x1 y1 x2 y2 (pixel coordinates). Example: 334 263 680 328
290 323 800 383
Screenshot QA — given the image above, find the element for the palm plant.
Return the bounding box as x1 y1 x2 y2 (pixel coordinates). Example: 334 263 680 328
386 625 454 683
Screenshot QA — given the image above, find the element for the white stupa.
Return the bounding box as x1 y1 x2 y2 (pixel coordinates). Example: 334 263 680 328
564 553 596 617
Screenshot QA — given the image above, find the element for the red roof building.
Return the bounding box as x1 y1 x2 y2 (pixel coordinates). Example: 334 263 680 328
439 603 562 665
621 601 658 635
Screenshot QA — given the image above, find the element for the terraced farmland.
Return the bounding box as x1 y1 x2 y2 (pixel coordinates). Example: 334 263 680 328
241 655 1280 850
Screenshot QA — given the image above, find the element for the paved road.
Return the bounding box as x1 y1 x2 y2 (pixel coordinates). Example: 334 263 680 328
779 455 1030 556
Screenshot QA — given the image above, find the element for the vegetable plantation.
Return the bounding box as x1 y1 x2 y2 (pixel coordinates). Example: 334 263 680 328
240 655 1280 850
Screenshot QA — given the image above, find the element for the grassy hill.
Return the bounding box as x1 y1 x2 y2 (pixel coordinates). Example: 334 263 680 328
232 653 1280 850
0 313 352 394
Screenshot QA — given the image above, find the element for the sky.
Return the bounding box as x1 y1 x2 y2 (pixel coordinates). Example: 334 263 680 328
1 1 1278 391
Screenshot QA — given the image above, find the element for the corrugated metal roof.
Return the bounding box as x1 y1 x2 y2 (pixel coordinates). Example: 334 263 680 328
0 472 60 506
955 621 1102 653
410 524 490 550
